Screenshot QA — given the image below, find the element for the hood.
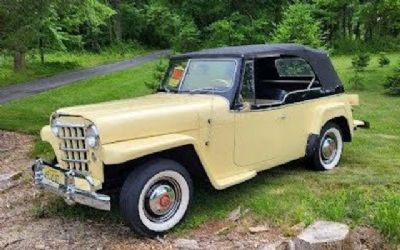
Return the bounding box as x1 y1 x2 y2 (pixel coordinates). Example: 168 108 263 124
57 93 227 144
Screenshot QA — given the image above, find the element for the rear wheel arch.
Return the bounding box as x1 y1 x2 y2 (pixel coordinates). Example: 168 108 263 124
306 116 351 158
326 116 352 142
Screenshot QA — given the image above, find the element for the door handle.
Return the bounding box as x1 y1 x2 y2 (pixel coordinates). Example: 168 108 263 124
278 114 287 120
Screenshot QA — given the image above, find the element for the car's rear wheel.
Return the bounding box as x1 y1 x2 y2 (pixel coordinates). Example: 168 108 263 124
310 122 343 170
120 159 193 237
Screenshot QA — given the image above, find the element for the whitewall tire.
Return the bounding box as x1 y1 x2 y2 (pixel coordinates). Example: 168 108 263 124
311 122 343 170
120 159 193 237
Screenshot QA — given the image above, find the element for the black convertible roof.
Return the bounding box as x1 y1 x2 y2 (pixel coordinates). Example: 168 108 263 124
172 44 343 93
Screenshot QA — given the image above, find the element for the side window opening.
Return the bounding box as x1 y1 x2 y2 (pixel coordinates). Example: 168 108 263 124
275 58 314 77
250 56 320 108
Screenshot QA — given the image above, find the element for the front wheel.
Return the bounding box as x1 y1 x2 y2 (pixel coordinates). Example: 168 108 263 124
310 122 344 170
120 159 193 237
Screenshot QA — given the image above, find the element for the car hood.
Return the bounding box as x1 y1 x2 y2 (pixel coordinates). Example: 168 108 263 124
57 93 227 144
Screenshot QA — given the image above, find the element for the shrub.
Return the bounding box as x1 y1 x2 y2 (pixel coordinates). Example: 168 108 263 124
145 59 168 93
348 72 364 90
351 53 370 72
383 66 400 96
378 52 390 67
272 3 323 48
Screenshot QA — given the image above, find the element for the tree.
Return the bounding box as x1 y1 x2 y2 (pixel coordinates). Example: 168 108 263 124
378 52 390 67
0 0 115 70
272 3 323 48
205 12 269 48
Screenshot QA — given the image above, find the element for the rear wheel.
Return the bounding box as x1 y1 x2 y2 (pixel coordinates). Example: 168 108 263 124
120 159 193 237
310 122 343 170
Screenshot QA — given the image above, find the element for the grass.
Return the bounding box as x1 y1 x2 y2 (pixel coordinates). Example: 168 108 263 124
0 44 148 88
1 53 400 243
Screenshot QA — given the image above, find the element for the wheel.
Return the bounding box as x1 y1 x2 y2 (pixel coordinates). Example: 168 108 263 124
310 122 343 170
120 159 193 237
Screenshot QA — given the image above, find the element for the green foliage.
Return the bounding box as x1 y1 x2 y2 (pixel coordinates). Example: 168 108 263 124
383 66 400 96
122 2 201 52
0 0 115 70
348 53 370 90
145 59 168 93
351 53 371 72
2 0 400 60
378 52 391 67
171 19 201 52
0 0 115 52
348 71 365 90
32 205 49 219
272 3 323 48
205 12 268 47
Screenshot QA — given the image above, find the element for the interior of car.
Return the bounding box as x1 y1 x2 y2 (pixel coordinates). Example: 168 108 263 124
242 56 321 107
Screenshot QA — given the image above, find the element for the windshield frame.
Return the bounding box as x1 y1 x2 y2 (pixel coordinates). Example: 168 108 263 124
180 58 238 93
161 57 242 109
162 58 240 94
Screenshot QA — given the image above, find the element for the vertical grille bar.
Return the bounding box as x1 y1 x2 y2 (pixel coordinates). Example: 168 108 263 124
58 123 89 172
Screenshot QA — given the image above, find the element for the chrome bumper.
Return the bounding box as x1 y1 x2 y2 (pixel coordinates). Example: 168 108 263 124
354 120 370 129
33 159 110 211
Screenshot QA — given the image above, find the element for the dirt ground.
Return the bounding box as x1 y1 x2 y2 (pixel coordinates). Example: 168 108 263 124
0 130 388 250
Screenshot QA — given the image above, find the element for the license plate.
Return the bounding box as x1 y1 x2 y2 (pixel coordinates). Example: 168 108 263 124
43 167 65 185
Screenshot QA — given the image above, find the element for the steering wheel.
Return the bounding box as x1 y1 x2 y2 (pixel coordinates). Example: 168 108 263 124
210 79 231 87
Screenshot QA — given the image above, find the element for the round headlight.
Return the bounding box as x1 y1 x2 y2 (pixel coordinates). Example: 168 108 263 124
50 117 61 136
85 125 99 148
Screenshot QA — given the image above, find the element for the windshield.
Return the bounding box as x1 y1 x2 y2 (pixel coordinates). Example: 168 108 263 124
162 59 237 93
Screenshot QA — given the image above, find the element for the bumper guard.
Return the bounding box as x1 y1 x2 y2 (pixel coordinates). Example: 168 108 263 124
33 159 110 211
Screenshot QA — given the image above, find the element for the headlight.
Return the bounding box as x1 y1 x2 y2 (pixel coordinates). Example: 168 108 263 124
85 124 99 148
50 116 61 136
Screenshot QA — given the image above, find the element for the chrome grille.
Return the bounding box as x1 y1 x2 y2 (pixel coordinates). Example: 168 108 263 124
59 124 89 172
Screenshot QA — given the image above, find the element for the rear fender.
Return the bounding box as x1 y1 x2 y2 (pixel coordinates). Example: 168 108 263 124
309 103 352 136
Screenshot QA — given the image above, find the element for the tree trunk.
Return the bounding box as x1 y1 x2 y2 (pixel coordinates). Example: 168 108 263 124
342 7 347 39
13 51 26 71
39 38 45 64
354 22 360 40
113 0 122 42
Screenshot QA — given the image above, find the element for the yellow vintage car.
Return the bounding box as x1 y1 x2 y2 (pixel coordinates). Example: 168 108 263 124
33 44 369 236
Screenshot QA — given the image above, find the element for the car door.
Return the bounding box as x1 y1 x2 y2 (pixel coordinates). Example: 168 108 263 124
234 61 286 167
273 58 320 160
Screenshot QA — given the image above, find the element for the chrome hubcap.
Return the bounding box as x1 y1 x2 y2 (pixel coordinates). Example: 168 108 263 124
144 178 181 223
148 184 176 216
321 132 337 163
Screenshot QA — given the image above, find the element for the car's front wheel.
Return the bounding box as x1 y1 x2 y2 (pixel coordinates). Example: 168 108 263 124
310 122 344 170
120 159 193 237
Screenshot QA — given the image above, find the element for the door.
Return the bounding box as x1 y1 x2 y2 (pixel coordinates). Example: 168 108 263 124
233 60 287 166
234 108 286 166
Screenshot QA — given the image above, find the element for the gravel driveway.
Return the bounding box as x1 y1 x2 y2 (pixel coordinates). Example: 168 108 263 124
0 130 287 250
0 50 171 104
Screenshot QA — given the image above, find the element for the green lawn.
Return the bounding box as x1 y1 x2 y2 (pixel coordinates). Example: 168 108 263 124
1 53 400 243
0 44 148 88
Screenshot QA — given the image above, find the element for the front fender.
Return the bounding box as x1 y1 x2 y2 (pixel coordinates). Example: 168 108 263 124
101 134 199 165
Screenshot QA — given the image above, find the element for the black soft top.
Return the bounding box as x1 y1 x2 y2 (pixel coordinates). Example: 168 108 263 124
172 44 343 93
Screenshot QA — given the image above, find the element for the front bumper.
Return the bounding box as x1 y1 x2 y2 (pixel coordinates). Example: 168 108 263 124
33 159 110 211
